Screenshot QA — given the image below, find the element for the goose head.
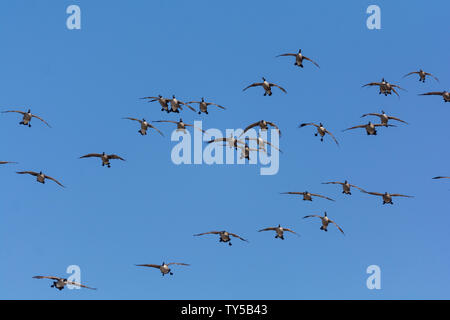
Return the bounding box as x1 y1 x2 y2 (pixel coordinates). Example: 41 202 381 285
344 180 348 184
298 49 302 53
319 122 323 127
201 97 205 102
262 77 266 82
158 95 162 98
324 212 327 217
179 118 183 123
27 109 31 113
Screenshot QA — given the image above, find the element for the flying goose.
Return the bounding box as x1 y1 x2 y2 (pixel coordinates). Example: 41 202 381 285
141 95 172 113
258 224 299 240
240 120 281 137
303 212 344 235
362 79 406 97
136 262 190 276
361 111 408 126
153 118 205 134
342 121 396 135
16 171 65 188
123 117 164 136
243 77 287 96
80 152 125 168
0 161 17 165
361 190 413 205
237 143 264 160
281 191 335 202
2 109 51 128
432 176 450 180
187 98 226 115
194 230 248 246
403 70 439 83
322 180 364 195
299 123 339 146
207 135 244 150
419 91 450 102
33 276 96 291
168 95 196 113
276 49 320 68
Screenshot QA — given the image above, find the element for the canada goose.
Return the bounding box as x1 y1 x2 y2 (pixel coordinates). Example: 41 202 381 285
79 152 125 168
0 161 17 165
362 79 406 97
207 135 244 150
33 276 96 291
246 136 282 153
322 180 364 195
303 212 344 235
258 224 299 240
153 119 205 134
141 95 172 112
16 171 65 188
361 111 408 126
419 91 450 102
281 191 335 202
276 49 320 68
240 120 281 137
168 95 196 113
2 109 51 128
243 77 287 96
194 230 248 246
403 70 439 83
123 117 164 136
432 176 450 180
361 190 413 205
187 98 226 115
342 121 396 135
299 123 339 146
237 143 264 160
136 262 190 276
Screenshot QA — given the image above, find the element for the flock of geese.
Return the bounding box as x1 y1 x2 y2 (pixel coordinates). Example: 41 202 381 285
2 46 449 293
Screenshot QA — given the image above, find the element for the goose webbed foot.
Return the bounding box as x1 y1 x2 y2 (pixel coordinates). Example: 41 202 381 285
170 272 173 276
198 111 201 115
229 242 232 246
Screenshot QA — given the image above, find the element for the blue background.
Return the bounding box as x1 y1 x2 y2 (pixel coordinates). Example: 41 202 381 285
1 0 449 299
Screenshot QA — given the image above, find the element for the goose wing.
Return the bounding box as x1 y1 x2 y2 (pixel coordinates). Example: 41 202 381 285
424 72 439 82
135 264 161 269
269 83 287 93
2 110 26 115
362 82 382 88
147 124 165 136
373 123 397 128
280 192 304 196
324 129 339 146
266 121 281 136
361 113 382 119
16 171 39 177
179 101 196 112
420 91 445 97
361 190 384 197
243 83 263 91
387 116 408 124
167 262 190 267
263 140 282 153
80 153 103 159
390 194 414 198
299 122 319 128
184 123 206 133
349 184 365 191
152 120 179 125
31 114 51 127
229 232 249 242
283 228 300 236
342 124 366 132
432 176 450 179
107 154 125 161
309 193 335 201
66 281 97 290
276 53 297 57
322 181 344 186
0 161 17 164
329 220 345 235
303 214 323 220
258 227 277 232
303 56 320 68
123 117 142 123
193 231 221 236
207 102 226 109
44 175 65 188
33 275 62 281
241 122 261 135
403 71 419 78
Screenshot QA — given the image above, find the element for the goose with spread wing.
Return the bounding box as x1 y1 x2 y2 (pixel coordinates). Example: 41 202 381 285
136 262 190 276
187 98 226 115
403 69 439 83
258 224 299 240
361 111 408 126
419 91 450 102
281 191 335 202
123 117 164 136
17 171 65 188
303 212 345 235
240 120 281 137
361 190 413 205
80 152 125 168
140 95 172 113
243 77 287 96
362 78 406 97
276 49 320 68
299 122 339 146
168 95 196 113
153 118 205 134
322 180 364 195
33 276 96 291
343 121 396 135
194 230 248 246
2 109 51 128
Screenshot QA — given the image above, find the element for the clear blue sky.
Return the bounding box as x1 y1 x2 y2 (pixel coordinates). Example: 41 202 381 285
1 0 449 300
